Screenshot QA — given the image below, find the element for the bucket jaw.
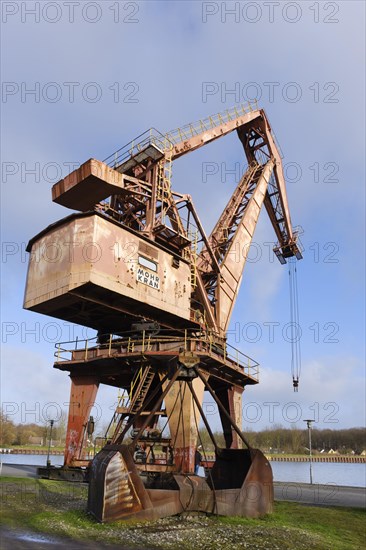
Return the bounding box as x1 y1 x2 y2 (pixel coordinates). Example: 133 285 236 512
207 447 274 517
88 445 273 522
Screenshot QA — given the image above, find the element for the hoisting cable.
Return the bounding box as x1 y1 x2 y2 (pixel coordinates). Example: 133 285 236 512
288 258 302 391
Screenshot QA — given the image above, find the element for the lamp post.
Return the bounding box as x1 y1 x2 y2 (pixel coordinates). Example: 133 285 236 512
303 419 314 484
46 419 54 468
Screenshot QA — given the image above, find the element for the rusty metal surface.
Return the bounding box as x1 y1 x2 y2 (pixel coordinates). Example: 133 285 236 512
64 376 99 466
88 445 272 522
88 447 147 521
222 161 273 332
54 331 259 388
24 213 192 332
89 446 184 522
169 109 260 160
163 376 207 473
52 159 125 211
173 475 215 513
203 448 273 517
212 450 273 517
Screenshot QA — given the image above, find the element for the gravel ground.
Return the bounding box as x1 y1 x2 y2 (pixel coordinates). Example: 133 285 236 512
21 511 326 550
95 515 324 549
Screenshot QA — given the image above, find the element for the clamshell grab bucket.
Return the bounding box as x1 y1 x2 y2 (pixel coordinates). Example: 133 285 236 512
88 445 273 522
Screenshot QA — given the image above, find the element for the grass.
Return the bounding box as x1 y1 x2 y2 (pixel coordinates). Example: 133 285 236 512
219 503 366 549
0 477 365 549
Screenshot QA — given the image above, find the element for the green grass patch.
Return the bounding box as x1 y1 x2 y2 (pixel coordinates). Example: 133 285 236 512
218 502 366 549
1 477 365 549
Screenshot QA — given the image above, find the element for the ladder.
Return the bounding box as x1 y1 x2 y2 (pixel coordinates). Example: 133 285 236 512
129 366 155 414
213 163 263 256
157 141 173 224
188 229 198 289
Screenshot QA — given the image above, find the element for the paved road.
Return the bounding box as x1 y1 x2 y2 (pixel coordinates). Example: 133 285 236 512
0 463 38 478
1 463 365 508
274 481 366 508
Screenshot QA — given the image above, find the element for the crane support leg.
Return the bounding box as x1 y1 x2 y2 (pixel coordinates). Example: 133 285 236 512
163 375 207 473
228 387 244 449
64 375 99 466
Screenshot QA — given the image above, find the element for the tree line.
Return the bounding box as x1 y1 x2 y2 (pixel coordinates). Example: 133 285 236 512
0 412 66 447
1 411 365 454
198 425 366 454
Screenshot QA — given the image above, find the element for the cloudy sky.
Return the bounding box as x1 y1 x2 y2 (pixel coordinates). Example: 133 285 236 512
1 1 365 434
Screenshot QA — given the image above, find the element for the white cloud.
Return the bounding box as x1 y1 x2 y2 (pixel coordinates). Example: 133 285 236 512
243 356 365 430
1 345 119 430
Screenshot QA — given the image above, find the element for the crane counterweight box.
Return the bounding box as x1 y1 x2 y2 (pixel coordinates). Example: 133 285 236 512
24 212 192 332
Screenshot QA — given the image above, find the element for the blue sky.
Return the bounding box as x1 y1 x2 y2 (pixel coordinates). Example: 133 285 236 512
1 1 365 434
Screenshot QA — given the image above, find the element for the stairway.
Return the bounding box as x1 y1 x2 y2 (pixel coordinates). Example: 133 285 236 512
129 366 155 414
109 366 155 443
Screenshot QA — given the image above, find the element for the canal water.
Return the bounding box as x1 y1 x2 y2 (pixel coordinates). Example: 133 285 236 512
1 454 365 488
271 460 366 488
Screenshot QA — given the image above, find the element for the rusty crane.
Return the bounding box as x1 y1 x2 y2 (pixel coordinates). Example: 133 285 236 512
24 102 302 521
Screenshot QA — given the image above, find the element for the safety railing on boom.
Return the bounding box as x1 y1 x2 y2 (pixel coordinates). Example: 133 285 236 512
102 101 285 181
164 100 286 160
164 100 258 145
102 101 267 172
54 328 259 381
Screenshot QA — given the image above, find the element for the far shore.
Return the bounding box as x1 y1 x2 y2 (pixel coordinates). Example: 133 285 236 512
1 447 366 463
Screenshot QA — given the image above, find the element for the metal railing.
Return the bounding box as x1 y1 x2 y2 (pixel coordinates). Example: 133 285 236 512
103 101 260 171
54 328 259 381
103 128 169 170
101 102 285 186
164 100 259 145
